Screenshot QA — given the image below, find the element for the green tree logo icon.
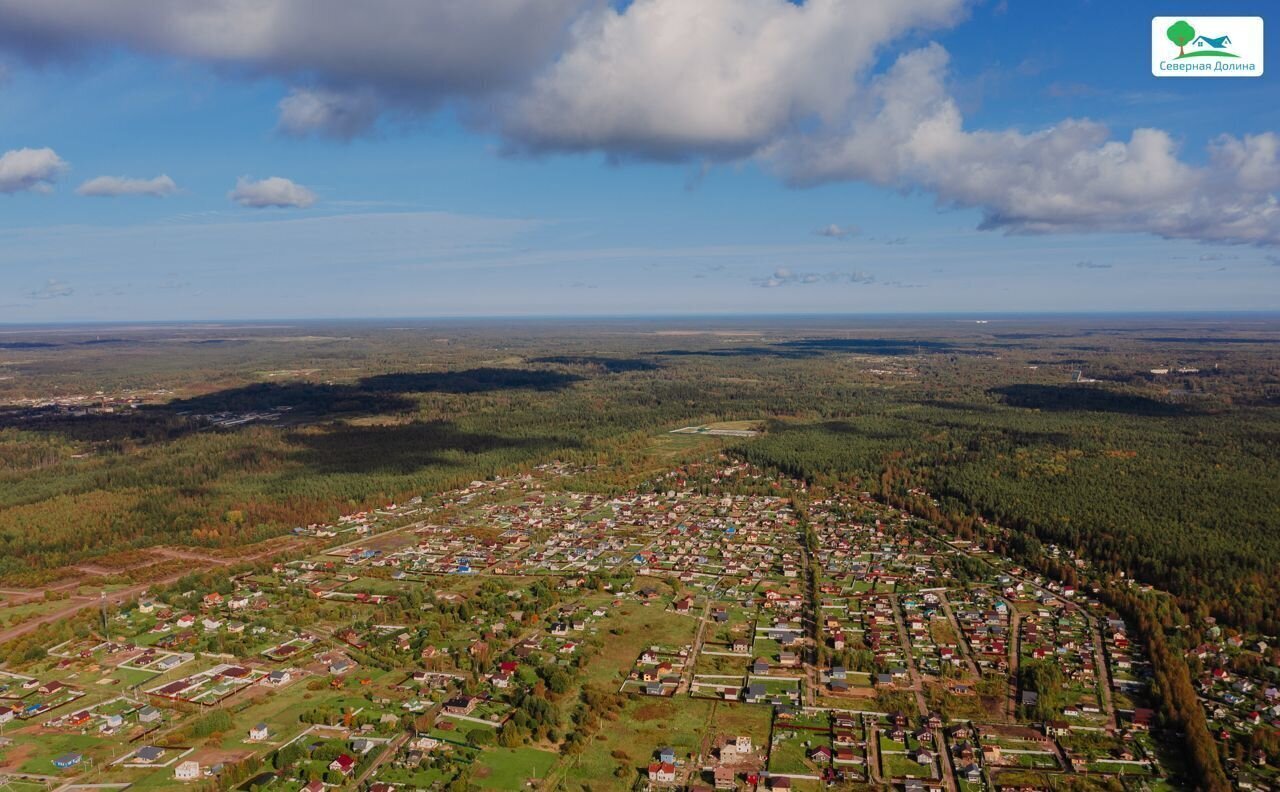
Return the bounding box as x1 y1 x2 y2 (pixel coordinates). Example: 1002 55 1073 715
1166 20 1196 57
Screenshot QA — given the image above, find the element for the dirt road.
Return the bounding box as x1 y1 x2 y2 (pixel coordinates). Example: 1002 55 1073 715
0 540 300 645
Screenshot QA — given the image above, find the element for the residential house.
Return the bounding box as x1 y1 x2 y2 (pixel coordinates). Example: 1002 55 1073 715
647 762 677 784
53 753 83 769
133 746 165 763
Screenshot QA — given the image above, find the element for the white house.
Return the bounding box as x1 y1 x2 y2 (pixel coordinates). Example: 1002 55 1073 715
175 760 200 781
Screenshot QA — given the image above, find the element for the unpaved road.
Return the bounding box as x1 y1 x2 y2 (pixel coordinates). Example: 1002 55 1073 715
0 540 301 645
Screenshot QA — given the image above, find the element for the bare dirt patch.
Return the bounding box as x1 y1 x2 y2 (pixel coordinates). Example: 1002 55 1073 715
0 741 36 771
633 701 674 722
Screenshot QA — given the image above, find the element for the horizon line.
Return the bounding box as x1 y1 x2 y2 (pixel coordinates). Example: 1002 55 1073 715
3 308 1280 326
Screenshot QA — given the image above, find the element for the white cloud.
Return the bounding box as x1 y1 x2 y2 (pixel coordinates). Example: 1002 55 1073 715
0 0 589 133
758 266 876 288
502 0 964 159
1 1 969 153
228 176 316 209
277 87 381 139
30 277 73 299
768 44 1280 246
0 146 66 193
2 2 1277 247
1209 133 1280 194
816 223 860 239
76 173 177 197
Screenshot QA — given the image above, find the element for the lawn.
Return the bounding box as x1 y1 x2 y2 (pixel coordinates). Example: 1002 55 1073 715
472 746 558 790
695 652 748 675
767 731 819 774
14 732 105 774
112 666 161 687
882 752 932 779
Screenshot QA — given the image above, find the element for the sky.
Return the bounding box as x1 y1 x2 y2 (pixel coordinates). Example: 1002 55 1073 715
0 0 1278 322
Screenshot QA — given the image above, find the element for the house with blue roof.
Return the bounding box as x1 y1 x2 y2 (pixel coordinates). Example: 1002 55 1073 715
53 753 82 769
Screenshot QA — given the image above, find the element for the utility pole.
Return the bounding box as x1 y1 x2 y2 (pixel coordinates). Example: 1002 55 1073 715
100 591 110 642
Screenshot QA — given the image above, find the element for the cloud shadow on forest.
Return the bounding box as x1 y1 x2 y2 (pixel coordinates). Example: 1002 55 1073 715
989 384 1195 417
285 419 579 475
654 337 989 359
0 367 584 443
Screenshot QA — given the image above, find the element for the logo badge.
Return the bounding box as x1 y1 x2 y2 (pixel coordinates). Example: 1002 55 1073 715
1152 17 1263 76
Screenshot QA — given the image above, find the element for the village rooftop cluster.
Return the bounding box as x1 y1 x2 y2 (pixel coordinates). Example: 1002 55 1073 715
0 457 1274 791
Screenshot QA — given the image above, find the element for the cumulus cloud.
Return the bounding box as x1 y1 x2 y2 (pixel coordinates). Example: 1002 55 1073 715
2 1 1277 246
277 87 381 139
76 173 177 197
0 0 589 132
229 176 316 209
502 0 964 159
758 267 877 288
816 223 860 239
1209 133 1280 194
767 44 1280 246
30 278 73 299
0 146 66 193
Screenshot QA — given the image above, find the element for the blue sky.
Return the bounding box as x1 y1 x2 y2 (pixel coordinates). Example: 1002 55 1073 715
0 0 1277 321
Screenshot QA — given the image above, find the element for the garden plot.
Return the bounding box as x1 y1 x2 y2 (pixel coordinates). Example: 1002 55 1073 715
261 634 317 662
145 663 264 705
620 646 688 696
